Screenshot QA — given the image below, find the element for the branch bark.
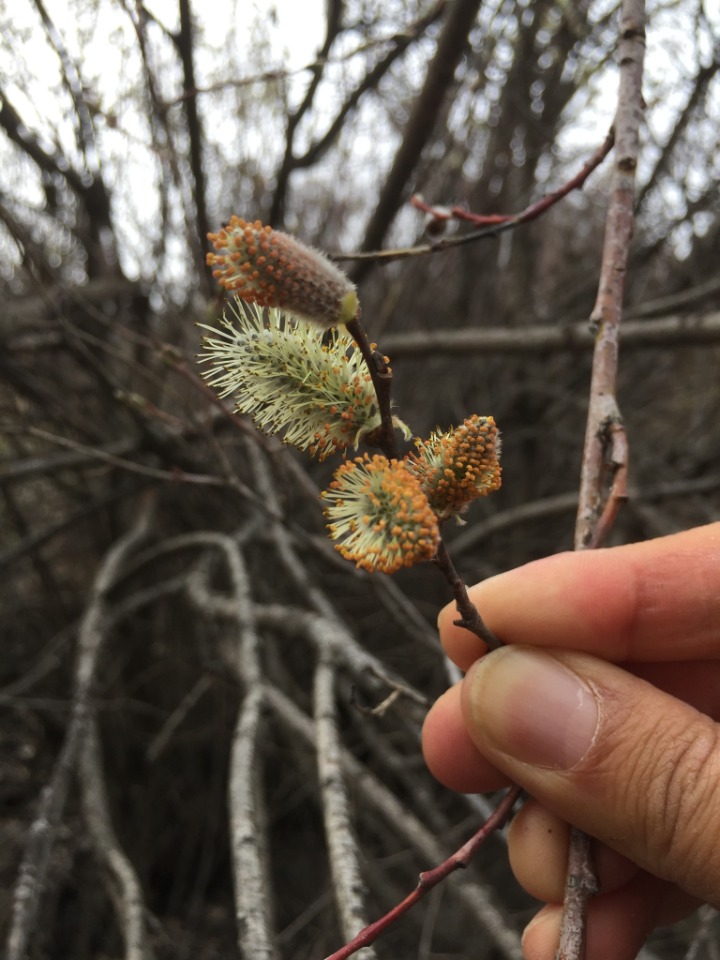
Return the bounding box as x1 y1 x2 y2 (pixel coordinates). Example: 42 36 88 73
5 500 153 960
558 3 646 958
575 1 646 549
380 311 720 357
351 0 482 283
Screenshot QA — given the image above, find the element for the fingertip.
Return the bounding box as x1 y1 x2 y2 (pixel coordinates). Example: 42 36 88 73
437 598 492 670
522 906 561 960
422 684 509 793
508 802 570 902
508 801 639 903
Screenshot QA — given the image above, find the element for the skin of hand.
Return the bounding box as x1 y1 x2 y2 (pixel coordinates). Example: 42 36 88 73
422 522 720 960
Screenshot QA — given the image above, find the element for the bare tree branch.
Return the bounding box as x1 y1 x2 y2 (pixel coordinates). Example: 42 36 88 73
559 2 647 956
380 310 720 356
351 0 483 283
79 718 152 960
5 499 153 960
314 655 376 959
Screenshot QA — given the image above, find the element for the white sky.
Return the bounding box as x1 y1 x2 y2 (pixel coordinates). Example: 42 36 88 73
1 0 718 285
143 0 328 69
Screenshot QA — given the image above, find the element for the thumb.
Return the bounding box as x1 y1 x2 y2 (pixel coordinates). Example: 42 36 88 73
462 646 720 907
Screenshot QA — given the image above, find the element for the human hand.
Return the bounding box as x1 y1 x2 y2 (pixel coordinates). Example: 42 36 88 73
422 523 720 960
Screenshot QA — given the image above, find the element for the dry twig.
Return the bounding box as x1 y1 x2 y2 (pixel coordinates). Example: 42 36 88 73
558 3 647 958
5 497 153 960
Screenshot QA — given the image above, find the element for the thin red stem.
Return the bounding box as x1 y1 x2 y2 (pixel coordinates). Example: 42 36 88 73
324 785 522 960
411 128 615 231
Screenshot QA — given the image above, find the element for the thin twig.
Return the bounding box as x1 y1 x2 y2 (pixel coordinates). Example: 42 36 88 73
348 309 503 653
25 426 229 487
433 540 503 651
5 497 153 960
411 129 614 230
345 314 398 459
315 655 376 959
323 785 523 960
335 131 614 265
558 4 646 959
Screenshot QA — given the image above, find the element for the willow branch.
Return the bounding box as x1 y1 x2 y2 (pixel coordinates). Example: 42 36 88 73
315 656 376 957
78 719 151 960
324 785 523 960
347 316 502 651
575 3 645 549
336 130 614 266
433 540 503 651
558 4 646 959
266 686 523 960
411 129 614 230
5 499 153 960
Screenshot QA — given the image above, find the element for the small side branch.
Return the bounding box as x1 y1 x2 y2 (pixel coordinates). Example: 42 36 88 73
433 540 503 651
411 129 615 231
336 131 614 265
346 315 398 460
324 785 522 960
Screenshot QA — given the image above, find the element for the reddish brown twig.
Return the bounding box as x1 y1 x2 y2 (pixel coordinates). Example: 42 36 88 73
411 128 615 233
334 130 614 266
324 784 522 960
347 314 503 652
433 539 503 651
559 4 646 959
345 314 398 459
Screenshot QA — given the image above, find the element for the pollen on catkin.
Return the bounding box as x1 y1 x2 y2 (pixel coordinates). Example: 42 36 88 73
322 454 440 574
197 299 381 459
408 415 502 520
207 216 358 328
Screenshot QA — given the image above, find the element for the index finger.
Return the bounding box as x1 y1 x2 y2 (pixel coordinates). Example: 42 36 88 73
440 522 720 670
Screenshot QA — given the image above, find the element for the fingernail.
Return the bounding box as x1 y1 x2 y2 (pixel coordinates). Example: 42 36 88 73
464 647 599 770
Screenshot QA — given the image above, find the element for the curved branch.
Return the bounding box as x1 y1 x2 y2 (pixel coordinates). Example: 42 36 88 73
5 500 153 960
350 0 482 283
314 655 375 953
79 719 151 960
269 0 346 224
